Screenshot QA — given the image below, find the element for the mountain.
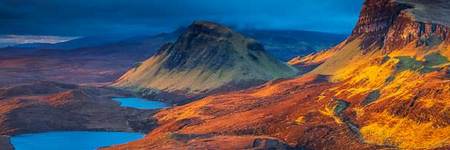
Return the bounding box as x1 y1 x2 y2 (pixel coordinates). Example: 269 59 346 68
107 0 450 149
241 29 347 61
114 21 298 103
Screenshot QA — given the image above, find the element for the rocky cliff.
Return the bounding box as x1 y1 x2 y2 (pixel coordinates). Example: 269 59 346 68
350 0 449 52
114 21 298 103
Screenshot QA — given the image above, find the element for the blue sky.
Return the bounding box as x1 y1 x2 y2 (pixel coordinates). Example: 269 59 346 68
0 0 363 45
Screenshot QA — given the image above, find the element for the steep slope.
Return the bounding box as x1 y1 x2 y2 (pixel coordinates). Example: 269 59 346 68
108 0 450 149
114 21 298 103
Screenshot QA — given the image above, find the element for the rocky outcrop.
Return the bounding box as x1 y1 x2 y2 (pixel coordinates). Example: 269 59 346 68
114 21 298 103
349 0 407 49
383 9 449 52
350 0 449 52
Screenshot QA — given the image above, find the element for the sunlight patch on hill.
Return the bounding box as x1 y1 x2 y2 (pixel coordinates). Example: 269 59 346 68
360 111 450 149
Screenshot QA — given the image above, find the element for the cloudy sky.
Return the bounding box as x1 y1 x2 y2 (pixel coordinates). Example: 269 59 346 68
0 0 363 46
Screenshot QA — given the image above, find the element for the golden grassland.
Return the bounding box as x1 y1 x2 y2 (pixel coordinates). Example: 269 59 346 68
157 98 213 122
301 40 450 149
360 111 450 149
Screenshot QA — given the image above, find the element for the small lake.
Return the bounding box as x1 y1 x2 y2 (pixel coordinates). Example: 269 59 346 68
11 131 144 150
10 97 167 149
112 97 169 109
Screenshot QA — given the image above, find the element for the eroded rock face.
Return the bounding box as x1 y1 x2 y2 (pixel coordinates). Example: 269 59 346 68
350 0 408 49
350 0 450 52
383 11 449 52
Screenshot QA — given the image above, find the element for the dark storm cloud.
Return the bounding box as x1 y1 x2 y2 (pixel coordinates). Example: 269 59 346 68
0 0 363 36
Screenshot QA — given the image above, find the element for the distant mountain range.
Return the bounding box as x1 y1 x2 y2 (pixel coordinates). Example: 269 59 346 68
0 25 344 86
10 35 133 49
242 29 346 60
0 26 345 86
2 28 346 61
